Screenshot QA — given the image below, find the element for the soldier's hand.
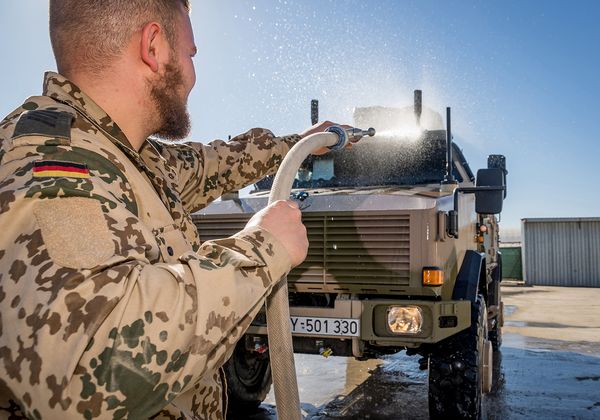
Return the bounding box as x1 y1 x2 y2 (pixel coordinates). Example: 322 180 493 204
245 200 308 267
300 120 354 156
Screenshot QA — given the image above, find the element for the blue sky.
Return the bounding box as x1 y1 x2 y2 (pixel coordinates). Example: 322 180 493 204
1 1 599 237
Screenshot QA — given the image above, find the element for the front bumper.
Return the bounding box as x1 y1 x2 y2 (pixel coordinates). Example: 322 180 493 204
247 298 471 353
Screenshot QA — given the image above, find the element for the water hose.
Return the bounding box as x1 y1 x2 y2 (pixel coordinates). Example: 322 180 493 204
266 126 375 420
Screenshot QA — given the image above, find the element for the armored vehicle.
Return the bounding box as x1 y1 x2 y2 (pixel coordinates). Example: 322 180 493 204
194 92 507 419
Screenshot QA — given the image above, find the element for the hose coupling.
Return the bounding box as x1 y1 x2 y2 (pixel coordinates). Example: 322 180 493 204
325 125 348 151
325 126 376 151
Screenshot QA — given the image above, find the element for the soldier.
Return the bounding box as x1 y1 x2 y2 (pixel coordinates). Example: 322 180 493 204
0 1 339 418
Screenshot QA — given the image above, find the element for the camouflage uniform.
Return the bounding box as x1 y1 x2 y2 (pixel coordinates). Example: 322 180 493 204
0 72 301 419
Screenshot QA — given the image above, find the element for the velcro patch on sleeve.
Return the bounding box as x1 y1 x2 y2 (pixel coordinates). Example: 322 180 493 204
34 197 114 269
33 160 90 179
12 109 74 140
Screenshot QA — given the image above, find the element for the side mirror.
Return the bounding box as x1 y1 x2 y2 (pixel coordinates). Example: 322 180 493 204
475 168 505 214
447 157 508 238
487 154 508 198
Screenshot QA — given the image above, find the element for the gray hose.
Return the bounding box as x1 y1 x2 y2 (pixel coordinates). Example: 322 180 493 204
267 131 339 420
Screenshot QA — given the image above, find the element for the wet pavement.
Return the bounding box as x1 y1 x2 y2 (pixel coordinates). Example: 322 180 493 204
243 285 600 419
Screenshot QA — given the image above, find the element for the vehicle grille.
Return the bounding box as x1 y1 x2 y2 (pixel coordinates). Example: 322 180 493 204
193 213 411 286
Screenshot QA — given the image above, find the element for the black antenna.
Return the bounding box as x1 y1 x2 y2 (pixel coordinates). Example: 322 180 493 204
414 90 422 127
442 107 457 184
311 99 319 125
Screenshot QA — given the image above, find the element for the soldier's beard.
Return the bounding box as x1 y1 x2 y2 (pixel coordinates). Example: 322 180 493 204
149 60 191 141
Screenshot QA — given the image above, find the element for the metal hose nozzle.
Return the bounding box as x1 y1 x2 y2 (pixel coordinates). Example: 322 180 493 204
347 127 376 142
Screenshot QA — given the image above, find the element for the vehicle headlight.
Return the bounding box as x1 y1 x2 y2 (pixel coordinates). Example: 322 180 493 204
387 306 423 334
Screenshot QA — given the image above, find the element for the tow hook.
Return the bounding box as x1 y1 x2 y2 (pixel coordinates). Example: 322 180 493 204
252 337 268 354
316 340 333 358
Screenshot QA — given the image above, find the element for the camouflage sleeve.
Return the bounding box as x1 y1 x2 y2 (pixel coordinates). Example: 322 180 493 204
0 148 292 418
156 128 301 213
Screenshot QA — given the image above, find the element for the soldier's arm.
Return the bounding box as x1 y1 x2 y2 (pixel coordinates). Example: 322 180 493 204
0 149 292 417
154 128 301 213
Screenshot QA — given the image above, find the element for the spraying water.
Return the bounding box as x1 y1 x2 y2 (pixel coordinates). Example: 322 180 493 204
354 104 444 135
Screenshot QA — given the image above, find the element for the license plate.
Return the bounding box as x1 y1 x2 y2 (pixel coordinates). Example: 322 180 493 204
290 316 360 337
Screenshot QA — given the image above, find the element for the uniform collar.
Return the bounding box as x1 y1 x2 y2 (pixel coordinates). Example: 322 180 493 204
42 71 136 152
42 72 183 216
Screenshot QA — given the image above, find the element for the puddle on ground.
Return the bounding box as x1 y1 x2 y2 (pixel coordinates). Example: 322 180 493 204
263 354 383 410
503 304 518 317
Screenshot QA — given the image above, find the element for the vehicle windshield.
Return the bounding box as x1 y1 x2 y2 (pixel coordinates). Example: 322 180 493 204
255 130 463 191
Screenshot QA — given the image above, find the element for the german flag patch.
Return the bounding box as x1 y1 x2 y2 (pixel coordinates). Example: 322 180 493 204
33 160 90 179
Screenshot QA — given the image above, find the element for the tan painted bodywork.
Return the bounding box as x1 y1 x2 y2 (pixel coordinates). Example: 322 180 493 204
195 184 481 350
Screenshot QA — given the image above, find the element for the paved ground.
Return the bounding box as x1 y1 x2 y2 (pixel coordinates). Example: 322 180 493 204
243 285 600 419
502 285 600 354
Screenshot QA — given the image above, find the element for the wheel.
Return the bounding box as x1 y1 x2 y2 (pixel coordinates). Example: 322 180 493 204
488 301 503 351
428 296 491 420
224 338 272 417
488 262 503 351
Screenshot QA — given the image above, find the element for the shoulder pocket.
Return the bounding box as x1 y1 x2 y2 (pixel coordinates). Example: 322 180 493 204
33 197 114 269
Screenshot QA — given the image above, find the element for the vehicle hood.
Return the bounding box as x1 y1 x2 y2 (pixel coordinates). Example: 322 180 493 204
197 186 453 215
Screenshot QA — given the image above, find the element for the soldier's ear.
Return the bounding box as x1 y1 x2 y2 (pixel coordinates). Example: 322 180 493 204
140 21 164 73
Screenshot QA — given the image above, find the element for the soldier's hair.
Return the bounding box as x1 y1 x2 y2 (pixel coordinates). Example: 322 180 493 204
49 0 191 75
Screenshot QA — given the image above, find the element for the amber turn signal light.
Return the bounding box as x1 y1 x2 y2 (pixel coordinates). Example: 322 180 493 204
422 267 444 286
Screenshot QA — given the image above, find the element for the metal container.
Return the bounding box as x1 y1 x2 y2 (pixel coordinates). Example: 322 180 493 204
522 218 600 287
500 246 523 280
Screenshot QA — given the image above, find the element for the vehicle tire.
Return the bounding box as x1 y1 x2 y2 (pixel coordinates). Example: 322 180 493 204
488 301 503 351
488 265 503 352
224 338 272 416
428 296 489 420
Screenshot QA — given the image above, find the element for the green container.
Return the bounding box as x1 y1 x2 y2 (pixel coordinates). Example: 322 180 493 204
501 246 523 280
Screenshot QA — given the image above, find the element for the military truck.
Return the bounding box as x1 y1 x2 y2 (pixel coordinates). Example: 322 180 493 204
193 92 507 419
